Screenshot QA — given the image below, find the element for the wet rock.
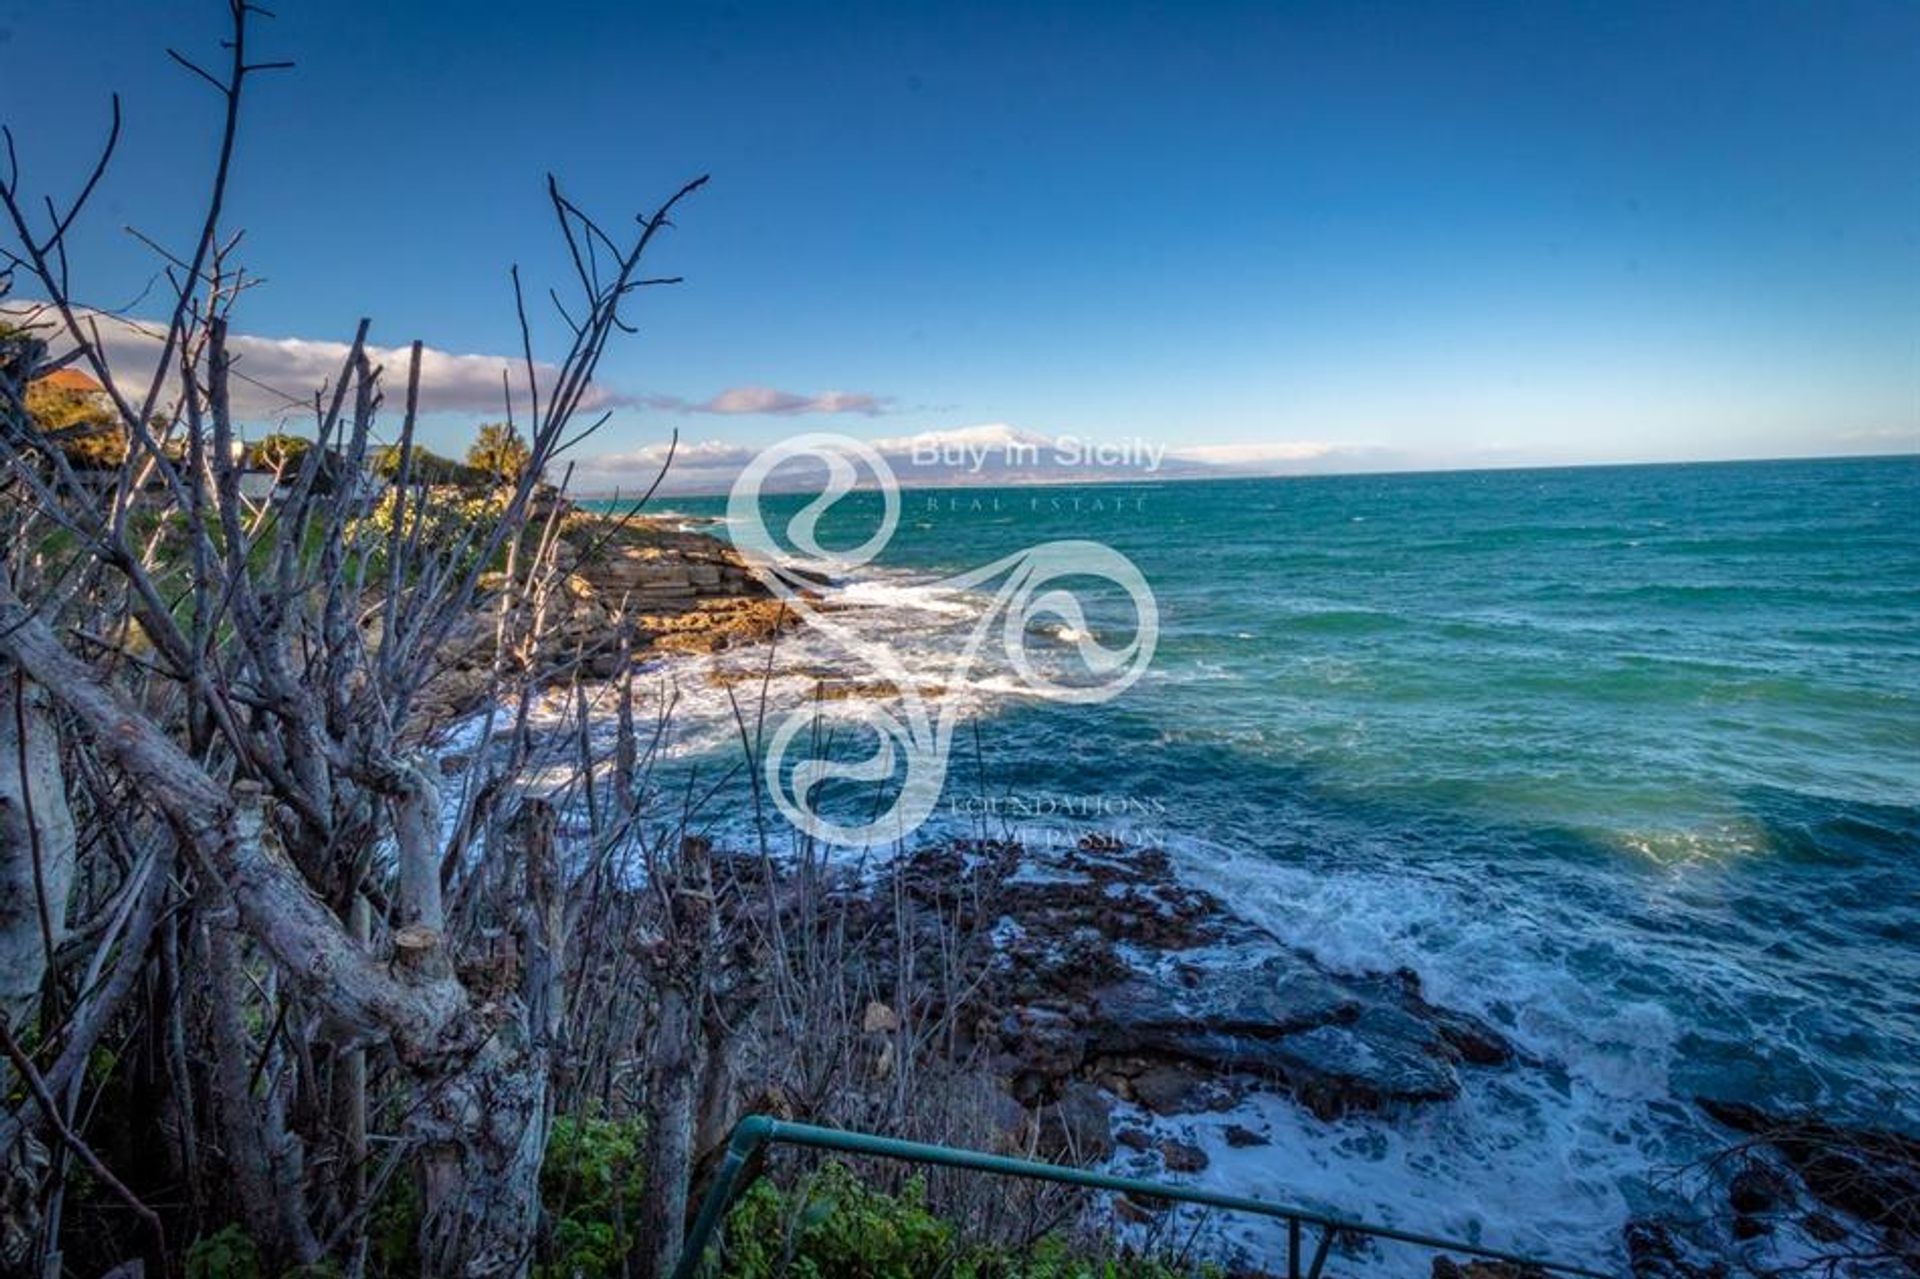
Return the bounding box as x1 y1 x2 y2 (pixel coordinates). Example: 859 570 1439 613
1114 1193 1167 1223
1424 1005 1515 1067
1092 965 1464 1118
1431 1260 1549 1279
1159 1138 1209 1173
1115 1127 1153 1152
853 837 1520 1161
1698 1098 1920 1245
1728 1160 1790 1216
1093 953 1361 1050
1126 1063 1227 1116
1393 967 1515 1067
1261 1007 1464 1118
1035 1081 1114 1162
1623 1219 1727 1279
1223 1123 1269 1148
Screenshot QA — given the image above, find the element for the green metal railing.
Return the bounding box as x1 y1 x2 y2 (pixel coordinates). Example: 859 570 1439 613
670 1115 1611 1279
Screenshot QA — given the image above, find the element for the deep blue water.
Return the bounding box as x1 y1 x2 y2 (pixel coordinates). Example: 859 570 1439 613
607 455 1920 1266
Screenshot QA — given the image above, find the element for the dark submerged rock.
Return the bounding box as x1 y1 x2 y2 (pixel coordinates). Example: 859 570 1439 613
810 837 1521 1174
1223 1123 1269 1148
1159 1138 1209 1173
1728 1160 1791 1217
1622 1219 1727 1279
952 840 1519 1121
1698 1096 1920 1255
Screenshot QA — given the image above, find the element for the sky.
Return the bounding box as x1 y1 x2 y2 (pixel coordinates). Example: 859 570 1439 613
2 0 1916 491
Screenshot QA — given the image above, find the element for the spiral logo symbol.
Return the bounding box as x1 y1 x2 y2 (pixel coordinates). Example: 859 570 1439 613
727 433 1158 848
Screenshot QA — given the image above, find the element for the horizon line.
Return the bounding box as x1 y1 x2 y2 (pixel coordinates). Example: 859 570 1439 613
570 447 1919 503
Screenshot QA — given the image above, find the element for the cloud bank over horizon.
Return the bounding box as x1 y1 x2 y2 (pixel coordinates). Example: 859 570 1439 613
565 422 1407 496
3 303 573 419
9 306 1910 494
639 386 897 417
2 303 896 430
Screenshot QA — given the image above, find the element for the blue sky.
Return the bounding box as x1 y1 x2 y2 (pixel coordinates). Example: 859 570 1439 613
3 0 1916 488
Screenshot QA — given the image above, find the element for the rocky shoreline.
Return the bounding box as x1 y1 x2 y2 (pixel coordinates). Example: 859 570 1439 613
755 835 1917 1277
414 514 1915 1279
934 838 1517 1137
800 836 1530 1262
412 510 800 730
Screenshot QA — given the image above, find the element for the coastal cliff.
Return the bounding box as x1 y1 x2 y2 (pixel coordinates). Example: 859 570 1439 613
411 510 798 730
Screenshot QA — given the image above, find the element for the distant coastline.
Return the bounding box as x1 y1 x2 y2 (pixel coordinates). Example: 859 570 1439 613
573 446 1920 502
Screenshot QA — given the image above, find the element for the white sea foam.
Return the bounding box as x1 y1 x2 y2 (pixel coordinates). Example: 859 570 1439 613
1106 829 1729 1275
1104 1063 1675 1276
434 555 1778 1276
830 575 985 617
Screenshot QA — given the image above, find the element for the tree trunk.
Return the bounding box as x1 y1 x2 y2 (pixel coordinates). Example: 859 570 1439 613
415 802 563 1279
636 837 715 1279
639 984 697 1279
201 891 321 1267
0 664 75 1274
0 662 75 1037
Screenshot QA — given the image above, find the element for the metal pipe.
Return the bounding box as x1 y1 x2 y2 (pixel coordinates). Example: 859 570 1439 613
670 1115 1611 1279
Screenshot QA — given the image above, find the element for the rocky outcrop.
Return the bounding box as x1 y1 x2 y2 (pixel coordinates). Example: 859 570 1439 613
991 843 1507 1121
411 512 803 728
874 840 1516 1135
563 517 767 612
1084 955 1508 1118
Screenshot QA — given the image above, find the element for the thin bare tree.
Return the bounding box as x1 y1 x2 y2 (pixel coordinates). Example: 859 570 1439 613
0 2 702 1272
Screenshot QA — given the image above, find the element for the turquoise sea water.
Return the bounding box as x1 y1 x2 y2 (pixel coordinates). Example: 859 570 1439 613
613 455 1920 1265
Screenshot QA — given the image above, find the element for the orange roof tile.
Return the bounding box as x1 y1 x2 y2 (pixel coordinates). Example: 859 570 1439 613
32 367 105 394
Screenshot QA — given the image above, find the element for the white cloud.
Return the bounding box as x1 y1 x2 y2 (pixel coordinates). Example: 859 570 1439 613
569 424 1392 495
1 301 637 422
7 303 900 437
642 386 897 416
1167 440 1341 465
867 422 1052 454
7 301 1394 491
565 439 759 494
1 301 615 421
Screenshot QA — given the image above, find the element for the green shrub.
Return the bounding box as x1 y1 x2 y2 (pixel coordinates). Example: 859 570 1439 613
185 1226 262 1279
182 1225 343 1279
368 1172 421 1276
537 1115 647 1279
715 1163 1206 1279
178 1132 1208 1279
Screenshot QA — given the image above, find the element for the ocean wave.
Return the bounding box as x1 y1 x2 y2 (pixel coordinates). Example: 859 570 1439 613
828 573 988 618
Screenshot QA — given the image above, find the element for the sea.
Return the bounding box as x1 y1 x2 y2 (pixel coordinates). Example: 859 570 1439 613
585 454 1920 1271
